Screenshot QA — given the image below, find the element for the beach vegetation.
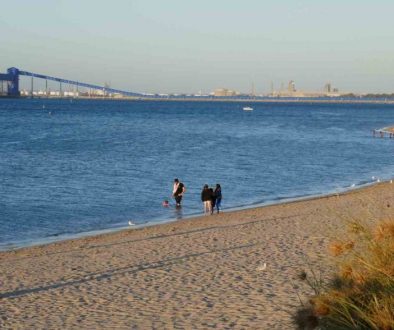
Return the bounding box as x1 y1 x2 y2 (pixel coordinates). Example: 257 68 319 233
294 218 394 330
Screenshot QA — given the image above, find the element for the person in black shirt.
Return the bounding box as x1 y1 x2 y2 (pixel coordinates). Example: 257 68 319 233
201 184 213 214
172 178 186 207
214 184 222 213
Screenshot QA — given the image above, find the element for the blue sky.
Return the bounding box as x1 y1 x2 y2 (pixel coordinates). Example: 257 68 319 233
1 0 394 93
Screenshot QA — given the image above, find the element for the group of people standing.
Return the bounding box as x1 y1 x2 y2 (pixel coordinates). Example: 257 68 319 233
171 178 222 214
201 184 222 215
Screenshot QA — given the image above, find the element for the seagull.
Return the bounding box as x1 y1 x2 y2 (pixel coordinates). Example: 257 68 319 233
351 184 355 187
257 263 267 271
128 221 135 226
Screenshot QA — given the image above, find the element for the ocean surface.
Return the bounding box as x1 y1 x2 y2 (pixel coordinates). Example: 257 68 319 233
0 99 393 250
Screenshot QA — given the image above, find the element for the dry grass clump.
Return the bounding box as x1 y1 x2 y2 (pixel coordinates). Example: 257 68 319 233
295 218 394 330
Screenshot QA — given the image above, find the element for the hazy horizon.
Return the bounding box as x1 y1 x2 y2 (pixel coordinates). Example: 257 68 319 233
1 0 394 94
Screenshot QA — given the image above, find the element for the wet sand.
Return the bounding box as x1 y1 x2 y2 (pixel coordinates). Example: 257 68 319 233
0 182 393 329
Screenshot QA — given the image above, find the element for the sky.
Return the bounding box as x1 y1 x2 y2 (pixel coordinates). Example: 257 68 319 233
1 0 394 94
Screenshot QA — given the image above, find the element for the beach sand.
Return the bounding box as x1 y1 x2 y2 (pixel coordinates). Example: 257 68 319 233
0 182 393 329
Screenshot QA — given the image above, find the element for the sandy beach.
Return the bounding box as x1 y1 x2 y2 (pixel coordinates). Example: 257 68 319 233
0 182 393 329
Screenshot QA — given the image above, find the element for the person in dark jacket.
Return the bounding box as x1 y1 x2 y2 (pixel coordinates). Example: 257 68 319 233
214 184 222 213
201 184 212 214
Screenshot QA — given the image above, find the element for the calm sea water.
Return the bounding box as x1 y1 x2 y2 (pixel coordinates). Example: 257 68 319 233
0 99 393 250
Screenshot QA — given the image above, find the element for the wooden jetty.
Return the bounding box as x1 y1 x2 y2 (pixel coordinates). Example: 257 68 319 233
373 126 394 138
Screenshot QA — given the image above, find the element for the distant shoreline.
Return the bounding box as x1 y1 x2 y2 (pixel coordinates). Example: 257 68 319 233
2 95 394 104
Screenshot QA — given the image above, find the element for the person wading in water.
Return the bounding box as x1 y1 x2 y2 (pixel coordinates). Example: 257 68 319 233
172 178 186 207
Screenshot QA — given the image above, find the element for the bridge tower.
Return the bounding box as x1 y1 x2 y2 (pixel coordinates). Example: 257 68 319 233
7 67 20 97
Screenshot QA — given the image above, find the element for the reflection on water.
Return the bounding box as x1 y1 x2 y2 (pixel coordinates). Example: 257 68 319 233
173 206 183 220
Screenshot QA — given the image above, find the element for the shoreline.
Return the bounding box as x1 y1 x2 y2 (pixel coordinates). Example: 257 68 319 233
1 178 389 252
1 181 392 328
3 95 394 105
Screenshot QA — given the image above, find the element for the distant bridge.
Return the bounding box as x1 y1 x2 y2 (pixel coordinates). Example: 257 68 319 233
6 67 391 103
0 67 147 97
0 67 259 100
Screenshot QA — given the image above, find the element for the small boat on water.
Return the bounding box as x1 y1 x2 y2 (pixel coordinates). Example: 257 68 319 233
243 106 253 111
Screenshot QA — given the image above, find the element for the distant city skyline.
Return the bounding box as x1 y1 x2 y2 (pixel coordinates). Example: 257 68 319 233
1 0 394 94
